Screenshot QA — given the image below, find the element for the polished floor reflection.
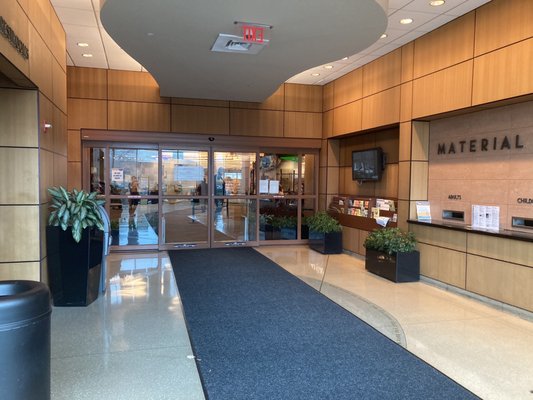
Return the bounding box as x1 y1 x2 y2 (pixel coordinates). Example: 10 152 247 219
51 246 533 400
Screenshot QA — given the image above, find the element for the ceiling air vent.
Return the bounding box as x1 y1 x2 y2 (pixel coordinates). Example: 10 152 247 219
211 34 268 55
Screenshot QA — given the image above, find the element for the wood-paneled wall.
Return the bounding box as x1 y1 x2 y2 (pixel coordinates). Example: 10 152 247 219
0 0 67 282
67 67 323 188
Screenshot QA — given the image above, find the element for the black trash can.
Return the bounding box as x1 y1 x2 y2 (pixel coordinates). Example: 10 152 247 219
0 281 52 400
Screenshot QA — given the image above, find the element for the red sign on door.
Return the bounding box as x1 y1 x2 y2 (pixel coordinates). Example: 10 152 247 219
242 25 264 43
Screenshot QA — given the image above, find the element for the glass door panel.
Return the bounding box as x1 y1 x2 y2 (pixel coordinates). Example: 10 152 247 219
109 148 159 247
212 152 256 246
161 149 209 248
213 199 257 245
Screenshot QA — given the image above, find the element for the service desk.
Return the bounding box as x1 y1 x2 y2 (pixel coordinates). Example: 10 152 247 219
408 220 533 313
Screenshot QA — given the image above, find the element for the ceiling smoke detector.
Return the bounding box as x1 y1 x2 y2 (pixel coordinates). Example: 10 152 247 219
211 34 268 55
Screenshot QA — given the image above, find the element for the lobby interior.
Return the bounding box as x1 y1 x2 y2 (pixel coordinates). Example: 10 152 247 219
1 0 533 399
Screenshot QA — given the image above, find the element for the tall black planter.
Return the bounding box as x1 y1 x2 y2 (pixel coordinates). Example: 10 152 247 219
46 226 103 306
365 249 419 283
308 231 343 254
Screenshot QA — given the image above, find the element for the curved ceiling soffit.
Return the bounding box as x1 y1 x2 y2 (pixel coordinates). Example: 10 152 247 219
101 0 388 102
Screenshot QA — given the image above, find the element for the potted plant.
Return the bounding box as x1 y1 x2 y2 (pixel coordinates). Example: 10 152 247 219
304 211 343 254
363 227 419 282
46 187 105 306
271 215 297 240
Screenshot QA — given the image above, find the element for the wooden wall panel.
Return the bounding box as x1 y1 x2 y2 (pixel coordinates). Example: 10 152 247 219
67 98 107 130
467 234 533 267
284 84 322 112
53 153 67 190
0 148 39 204
0 1 30 77
28 0 51 45
333 69 362 108
108 101 170 132
52 59 67 113
108 70 169 103
323 82 334 111
342 226 359 253
398 122 412 163
284 112 322 138
67 162 81 191
230 85 284 110
400 82 413 122
410 223 467 251
39 149 53 201
413 13 475 79
67 67 107 99
50 9 66 72
0 206 40 262
229 109 284 137
410 161 428 200
412 60 473 118
0 89 38 147
171 105 229 135
401 42 414 83
361 86 401 130
332 100 362 136
466 254 532 312
322 110 333 139
398 161 410 201
29 24 53 99
39 94 54 152
474 0 533 56
53 106 68 157
472 38 533 106
362 49 402 97
67 130 81 162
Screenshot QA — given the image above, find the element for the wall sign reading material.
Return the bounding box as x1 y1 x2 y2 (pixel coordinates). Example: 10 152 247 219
437 134 524 155
0 16 29 60
448 194 462 200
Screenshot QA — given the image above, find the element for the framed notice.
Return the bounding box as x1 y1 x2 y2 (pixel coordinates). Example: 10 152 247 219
472 205 499 230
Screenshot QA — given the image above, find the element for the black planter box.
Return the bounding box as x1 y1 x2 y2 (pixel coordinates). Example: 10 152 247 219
46 226 103 306
365 249 420 282
308 231 343 254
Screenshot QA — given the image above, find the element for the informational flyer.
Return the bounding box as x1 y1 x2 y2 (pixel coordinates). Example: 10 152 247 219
259 179 269 194
269 180 280 194
111 168 124 182
472 205 500 230
416 201 431 222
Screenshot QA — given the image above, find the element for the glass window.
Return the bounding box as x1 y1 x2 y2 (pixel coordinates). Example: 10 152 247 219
259 153 299 195
213 152 256 196
109 149 158 196
162 150 208 196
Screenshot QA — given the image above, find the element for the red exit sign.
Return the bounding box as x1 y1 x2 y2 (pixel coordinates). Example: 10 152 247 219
242 25 264 43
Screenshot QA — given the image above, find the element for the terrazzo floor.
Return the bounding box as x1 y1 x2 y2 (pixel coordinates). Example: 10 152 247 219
51 246 533 400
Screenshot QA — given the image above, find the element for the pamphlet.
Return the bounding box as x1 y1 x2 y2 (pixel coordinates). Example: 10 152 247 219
259 179 269 194
416 201 432 222
371 207 380 219
376 216 390 227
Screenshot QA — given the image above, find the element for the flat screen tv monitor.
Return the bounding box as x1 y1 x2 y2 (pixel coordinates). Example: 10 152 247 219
352 147 383 181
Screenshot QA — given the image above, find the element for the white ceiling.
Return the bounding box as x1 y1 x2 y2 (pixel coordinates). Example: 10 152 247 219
51 0 491 99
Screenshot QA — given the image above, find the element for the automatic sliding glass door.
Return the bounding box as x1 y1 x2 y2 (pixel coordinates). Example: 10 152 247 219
160 149 209 249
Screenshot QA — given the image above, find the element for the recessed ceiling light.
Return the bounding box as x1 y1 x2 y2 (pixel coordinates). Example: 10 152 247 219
147 32 155 36
311 73 320 77
77 42 89 47
400 18 413 25
430 0 445 6
324 65 333 69
380 33 388 39
82 53 93 58
342 57 349 61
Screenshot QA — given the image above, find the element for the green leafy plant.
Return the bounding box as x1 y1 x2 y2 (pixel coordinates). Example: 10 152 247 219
270 215 297 229
364 227 417 255
304 211 342 234
48 186 105 242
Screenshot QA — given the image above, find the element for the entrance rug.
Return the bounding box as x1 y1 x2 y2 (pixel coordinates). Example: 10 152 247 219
169 248 479 400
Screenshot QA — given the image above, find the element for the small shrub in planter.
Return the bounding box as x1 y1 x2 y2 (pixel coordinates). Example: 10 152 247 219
46 187 105 306
304 211 343 254
363 227 419 282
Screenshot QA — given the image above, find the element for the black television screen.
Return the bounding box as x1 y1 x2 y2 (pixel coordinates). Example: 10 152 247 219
352 148 383 181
